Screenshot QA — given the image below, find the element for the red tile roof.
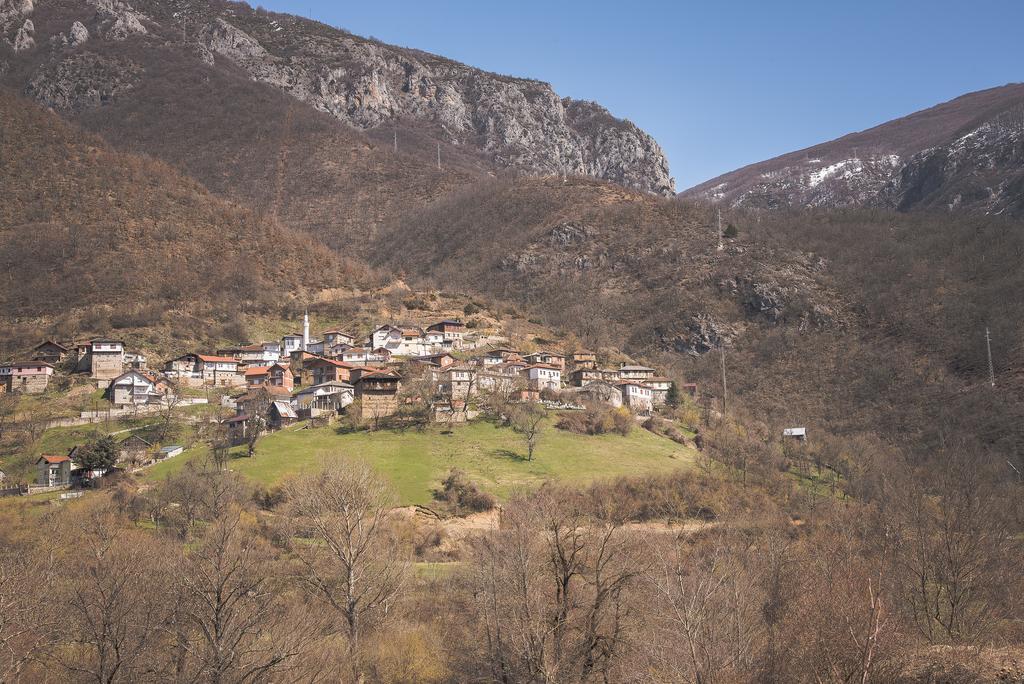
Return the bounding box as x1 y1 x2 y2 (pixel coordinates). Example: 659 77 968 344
39 454 71 464
196 354 238 364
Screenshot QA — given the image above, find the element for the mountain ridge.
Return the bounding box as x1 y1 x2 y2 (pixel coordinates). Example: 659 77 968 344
683 83 1024 215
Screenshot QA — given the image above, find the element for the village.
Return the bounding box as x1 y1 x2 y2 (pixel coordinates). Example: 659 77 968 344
2 314 700 491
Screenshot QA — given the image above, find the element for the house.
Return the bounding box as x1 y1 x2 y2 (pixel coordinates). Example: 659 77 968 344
371 325 429 357
118 434 152 463
281 333 305 356
524 351 566 371
522 364 561 393
37 454 72 487
647 377 674 406
306 339 325 355
477 370 526 396
244 363 294 391
569 367 604 388
293 381 355 417
235 386 292 417
412 352 456 369
32 340 70 365
322 330 355 348
303 357 354 385
1 361 54 394
107 370 171 405
783 427 807 443
89 339 125 381
437 365 476 401
340 347 370 365
353 371 402 420
164 354 242 387
618 382 654 414
680 382 698 399
484 348 523 365
218 343 279 366
269 401 298 430
224 414 255 445
618 364 656 381
123 352 147 370
576 381 623 408
570 351 598 370
427 320 466 349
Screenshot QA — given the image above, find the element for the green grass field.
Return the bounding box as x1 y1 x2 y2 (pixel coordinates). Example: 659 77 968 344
144 418 696 505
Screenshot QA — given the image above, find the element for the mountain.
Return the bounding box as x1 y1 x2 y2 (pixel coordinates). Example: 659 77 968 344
0 0 674 197
0 87 361 354
683 84 1024 216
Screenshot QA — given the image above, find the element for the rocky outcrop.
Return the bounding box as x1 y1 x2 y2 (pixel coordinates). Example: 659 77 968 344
659 314 737 356
198 16 674 195
86 0 148 40
26 52 142 111
68 21 89 47
1 0 33 51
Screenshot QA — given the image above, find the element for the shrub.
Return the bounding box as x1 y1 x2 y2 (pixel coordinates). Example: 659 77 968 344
463 302 481 316
724 222 739 238
438 469 496 513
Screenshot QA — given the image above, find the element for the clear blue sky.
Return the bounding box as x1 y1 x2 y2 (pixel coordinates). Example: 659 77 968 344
259 0 1024 189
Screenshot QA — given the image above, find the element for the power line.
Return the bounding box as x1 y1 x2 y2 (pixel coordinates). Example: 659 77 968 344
986 326 996 387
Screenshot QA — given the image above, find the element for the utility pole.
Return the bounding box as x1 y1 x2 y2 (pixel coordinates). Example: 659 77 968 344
720 343 728 421
393 128 398 154
716 208 724 251
436 142 441 171
986 326 996 387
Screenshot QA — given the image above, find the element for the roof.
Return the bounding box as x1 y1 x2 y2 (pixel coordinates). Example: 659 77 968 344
527 350 565 358
617 381 653 389
121 434 152 446
427 319 464 329
306 356 355 368
272 401 298 419
244 366 272 377
322 330 352 336
2 361 54 369
224 414 251 424
34 340 69 351
619 365 656 372
196 354 238 364
38 454 71 464
783 427 807 437
294 381 355 395
524 364 560 371
355 370 401 382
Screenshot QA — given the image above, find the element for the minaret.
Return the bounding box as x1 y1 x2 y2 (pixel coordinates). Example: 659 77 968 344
303 310 310 351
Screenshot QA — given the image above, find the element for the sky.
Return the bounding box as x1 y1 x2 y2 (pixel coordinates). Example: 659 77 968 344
259 0 1024 190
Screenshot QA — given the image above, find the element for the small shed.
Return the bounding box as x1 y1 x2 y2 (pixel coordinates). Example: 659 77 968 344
783 427 807 442
158 445 184 460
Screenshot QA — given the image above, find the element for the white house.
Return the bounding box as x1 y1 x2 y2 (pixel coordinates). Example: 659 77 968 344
426 320 466 349
281 334 304 356
523 364 561 393
618 382 653 414
783 427 807 442
293 381 355 416
646 377 673 406
372 325 428 357
108 370 169 406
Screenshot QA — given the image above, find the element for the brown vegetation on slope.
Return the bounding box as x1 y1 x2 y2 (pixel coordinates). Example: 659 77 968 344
0 88 364 330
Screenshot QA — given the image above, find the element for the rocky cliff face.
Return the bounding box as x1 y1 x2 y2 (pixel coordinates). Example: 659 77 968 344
2 0 674 196
683 84 1024 216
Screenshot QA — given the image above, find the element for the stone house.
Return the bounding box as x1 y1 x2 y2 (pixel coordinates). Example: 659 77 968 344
304 357 354 386
118 434 153 464
524 351 566 371
244 363 294 391
1 361 54 394
437 365 476 401
353 371 401 420
576 381 623 408
570 351 598 370
88 339 125 381
32 340 70 365
322 330 355 348
569 367 604 387
618 364 656 381
412 352 456 370
164 354 243 387
281 333 305 356
37 454 72 487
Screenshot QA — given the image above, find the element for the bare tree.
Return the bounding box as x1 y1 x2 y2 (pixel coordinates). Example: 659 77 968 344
175 506 302 683
509 404 545 461
285 458 409 678
0 535 58 681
